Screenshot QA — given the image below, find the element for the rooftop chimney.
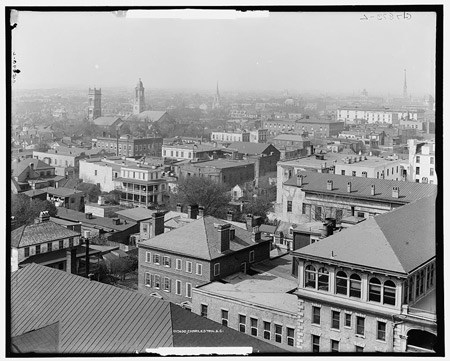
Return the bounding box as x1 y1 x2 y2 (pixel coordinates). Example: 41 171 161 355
347 182 352 193
187 204 199 219
296 174 303 187
371 184 376 196
326 180 333 191
176 203 182 213
98 196 105 205
321 218 335 238
246 214 257 231
251 225 261 242
392 186 399 199
229 227 235 241
218 224 231 252
66 248 77 274
227 210 234 222
198 206 205 218
86 212 93 219
39 211 50 223
151 212 165 237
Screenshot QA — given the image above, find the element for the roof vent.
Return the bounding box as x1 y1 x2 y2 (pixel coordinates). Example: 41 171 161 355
85 212 93 219
392 186 399 199
371 184 376 196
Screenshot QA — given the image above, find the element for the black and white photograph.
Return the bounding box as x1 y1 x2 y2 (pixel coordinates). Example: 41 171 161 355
6 4 443 356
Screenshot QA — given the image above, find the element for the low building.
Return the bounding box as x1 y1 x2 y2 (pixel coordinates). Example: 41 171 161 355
290 194 437 353
263 118 344 138
407 139 437 185
92 135 163 157
11 158 63 193
211 131 250 143
42 187 85 212
78 157 122 192
138 215 271 308
162 143 224 161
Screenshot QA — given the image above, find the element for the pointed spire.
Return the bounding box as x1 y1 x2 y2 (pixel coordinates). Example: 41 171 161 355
216 81 220 98
403 69 408 98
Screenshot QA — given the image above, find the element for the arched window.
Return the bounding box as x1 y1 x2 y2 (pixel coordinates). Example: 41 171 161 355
349 274 362 298
383 280 396 305
369 277 381 302
305 265 316 288
336 271 348 295
318 267 329 291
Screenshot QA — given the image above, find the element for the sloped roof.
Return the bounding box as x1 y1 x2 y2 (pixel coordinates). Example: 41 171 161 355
11 158 54 177
140 216 268 260
10 264 282 354
92 117 121 127
11 221 81 248
135 111 167 122
272 134 308 142
227 142 273 155
284 171 437 204
294 194 436 275
41 187 84 198
11 322 60 353
115 207 157 222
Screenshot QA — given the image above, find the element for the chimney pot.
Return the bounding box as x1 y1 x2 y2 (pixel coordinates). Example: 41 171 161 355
326 180 333 191
347 182 352 193
296 174 303 186
227 211 233 221
198 206 205 218
371 184 376 196
218 224 231 252
392 186 399 198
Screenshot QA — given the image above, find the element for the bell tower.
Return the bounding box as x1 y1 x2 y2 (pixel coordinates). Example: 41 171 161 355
133 78 145 115
88 87 102 120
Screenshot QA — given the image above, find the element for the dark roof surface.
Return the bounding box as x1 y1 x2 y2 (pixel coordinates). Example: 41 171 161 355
92 116 121 126
12 158 54 177
11 221 81 248
294 194 436 274
284 171 437 204
11 264 283 354
227 142 274 155
11 322 60 353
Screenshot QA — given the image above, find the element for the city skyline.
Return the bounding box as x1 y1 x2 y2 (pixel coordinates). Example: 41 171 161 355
11 10 436 96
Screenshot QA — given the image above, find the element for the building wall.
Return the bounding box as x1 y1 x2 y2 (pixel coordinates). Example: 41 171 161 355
93 137 163 157
33 151 79 168
263 120 344 138
334 159 405 181
192 289 299 351
79 160 117 192
211 132 250 142
408 141 437 185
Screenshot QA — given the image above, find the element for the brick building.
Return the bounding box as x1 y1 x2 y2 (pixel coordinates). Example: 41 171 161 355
92 135 163 157
263 118 344 138
138 213 271 309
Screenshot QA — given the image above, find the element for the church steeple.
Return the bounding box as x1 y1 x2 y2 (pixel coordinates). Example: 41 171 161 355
133 78 145 115
212 81 221 109
403 69 408 98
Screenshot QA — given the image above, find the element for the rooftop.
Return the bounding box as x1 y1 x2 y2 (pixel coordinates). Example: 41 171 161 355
292 194 436 275
191 159 255 170
227 142 275 155
135 110 167 121
11 158 54 177
284 170 437 204
41 187 84 198
115 207 157 222
92 116 121 126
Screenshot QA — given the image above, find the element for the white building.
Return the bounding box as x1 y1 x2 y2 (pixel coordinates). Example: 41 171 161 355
211 131 250 143
408 139 437 185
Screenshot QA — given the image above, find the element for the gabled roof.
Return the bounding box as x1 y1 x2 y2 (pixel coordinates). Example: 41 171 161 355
293 194 436 275
41 187 84 198
284 171 437 204
140 216 268 260
92 117 121 127
10 264 282 354
11 221 81 248
227 142 275 155
135 110 167 122
11 158 54 177
11 322 60 353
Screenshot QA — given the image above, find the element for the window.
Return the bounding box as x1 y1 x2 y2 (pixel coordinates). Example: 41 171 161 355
312 306 321 325
341 170 345 175
214 263 220 276
249 251 255 263
59 240 63 249
196 263 202 275
175 280 181 295
350 274 362 298
287 201 292 212
352 171 356 177
163 256 171 267
186 261 192 273
377 321 386 341
430 157 434 164
315 206 322 221
336 271 348 295
302 203 307 214
263 322 271 340
377 172 379 178
239 315 246 333
416 167 420 175
176 259 182 270
154 275 161 289
221 310 229 326
186 283 192 298
145 272 151 287
383 280 396 305
369 277 381 302
355 345 364 352
250 318 258 336
387 169 389 176
287 327 295 346
24 247 30 257
275 324 282 343
430 168 434 176
153 254 160 265
318 267 329 291
35 245 41 255
201 304 208 317
345 313 352 328
145 252 151 263
163 277 170 292
356 316 365 336
312 335 320 352
47 242 52 252
331 311 340 330
331 339 339 352
305 265 316 288
416 155 420 163
69 238 73 248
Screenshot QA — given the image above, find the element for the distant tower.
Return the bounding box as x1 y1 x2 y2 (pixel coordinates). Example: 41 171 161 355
133 78 145 115
403 69 408 98
212 81 221 109
88 87 102 120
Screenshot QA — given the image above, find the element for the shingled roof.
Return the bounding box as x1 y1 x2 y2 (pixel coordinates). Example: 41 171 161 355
227 142 276 155
11 158 54 177
10 264 283 354
11 221 81 248
293 194 436 275
284 171 437 204
139 216 269 260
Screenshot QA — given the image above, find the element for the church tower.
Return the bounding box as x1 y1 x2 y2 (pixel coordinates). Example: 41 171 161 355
403 69 408 98
88 87 102 120
212 81 221 109
133 78 145 115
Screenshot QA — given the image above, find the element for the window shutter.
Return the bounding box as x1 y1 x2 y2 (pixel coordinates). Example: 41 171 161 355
169 279 172 293
150 274 153 287
168 258 171 267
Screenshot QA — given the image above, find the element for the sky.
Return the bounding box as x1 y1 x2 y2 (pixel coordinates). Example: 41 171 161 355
11 9 437 96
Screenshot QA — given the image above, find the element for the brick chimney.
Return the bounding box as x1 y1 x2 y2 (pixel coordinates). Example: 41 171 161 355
227 210 234 221
392 186 399 199
326 180 333 191
188 204 199 219
176 203 182 213
347 182 352 193
371 184 376 196
218 224 231 252
296 174 303 186
246 214 257 231
66 247 77 274
39 211 50 223
229 227 235 241
251 225 261 242
198 206 205 218
151 212 165 237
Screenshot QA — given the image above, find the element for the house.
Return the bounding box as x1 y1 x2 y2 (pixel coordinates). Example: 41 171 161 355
226 142 280 176
138 214 272 308
290 194 438 352
42 187 85 211
407 139 437 185
10 263 284 354
11 158 60 193
162 143 225 161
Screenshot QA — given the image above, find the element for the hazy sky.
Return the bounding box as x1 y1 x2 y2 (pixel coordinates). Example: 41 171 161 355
11 10 436 96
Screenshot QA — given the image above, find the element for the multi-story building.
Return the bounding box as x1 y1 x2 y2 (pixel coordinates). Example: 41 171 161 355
92 135 163 157
408 139 437 185
138 214 271 308
290 194 437 352
43 187 85 211
336 107 425 126
275 170 437 225
133 78 145 115
162 143 225 161
249 129 268 143
11 158 61 193
263 118 344 138
211 131 250 143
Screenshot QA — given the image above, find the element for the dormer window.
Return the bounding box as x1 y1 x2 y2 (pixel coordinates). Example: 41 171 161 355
305 265 329 291
369 277 382 302
383 280 396 305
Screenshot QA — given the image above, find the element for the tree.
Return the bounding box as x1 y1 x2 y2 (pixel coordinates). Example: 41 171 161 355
109 256 138 281
76 182 101 202
11 193 57 229
168 176 231 218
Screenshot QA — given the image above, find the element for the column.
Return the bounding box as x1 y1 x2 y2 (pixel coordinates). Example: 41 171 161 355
361 273 368 302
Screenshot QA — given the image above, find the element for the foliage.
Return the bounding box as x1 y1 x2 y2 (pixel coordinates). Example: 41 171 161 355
168 176 231 218
76 182 101 202
108 256 138 281
11 193 57 229
102 189 123 205
234 194 274 223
